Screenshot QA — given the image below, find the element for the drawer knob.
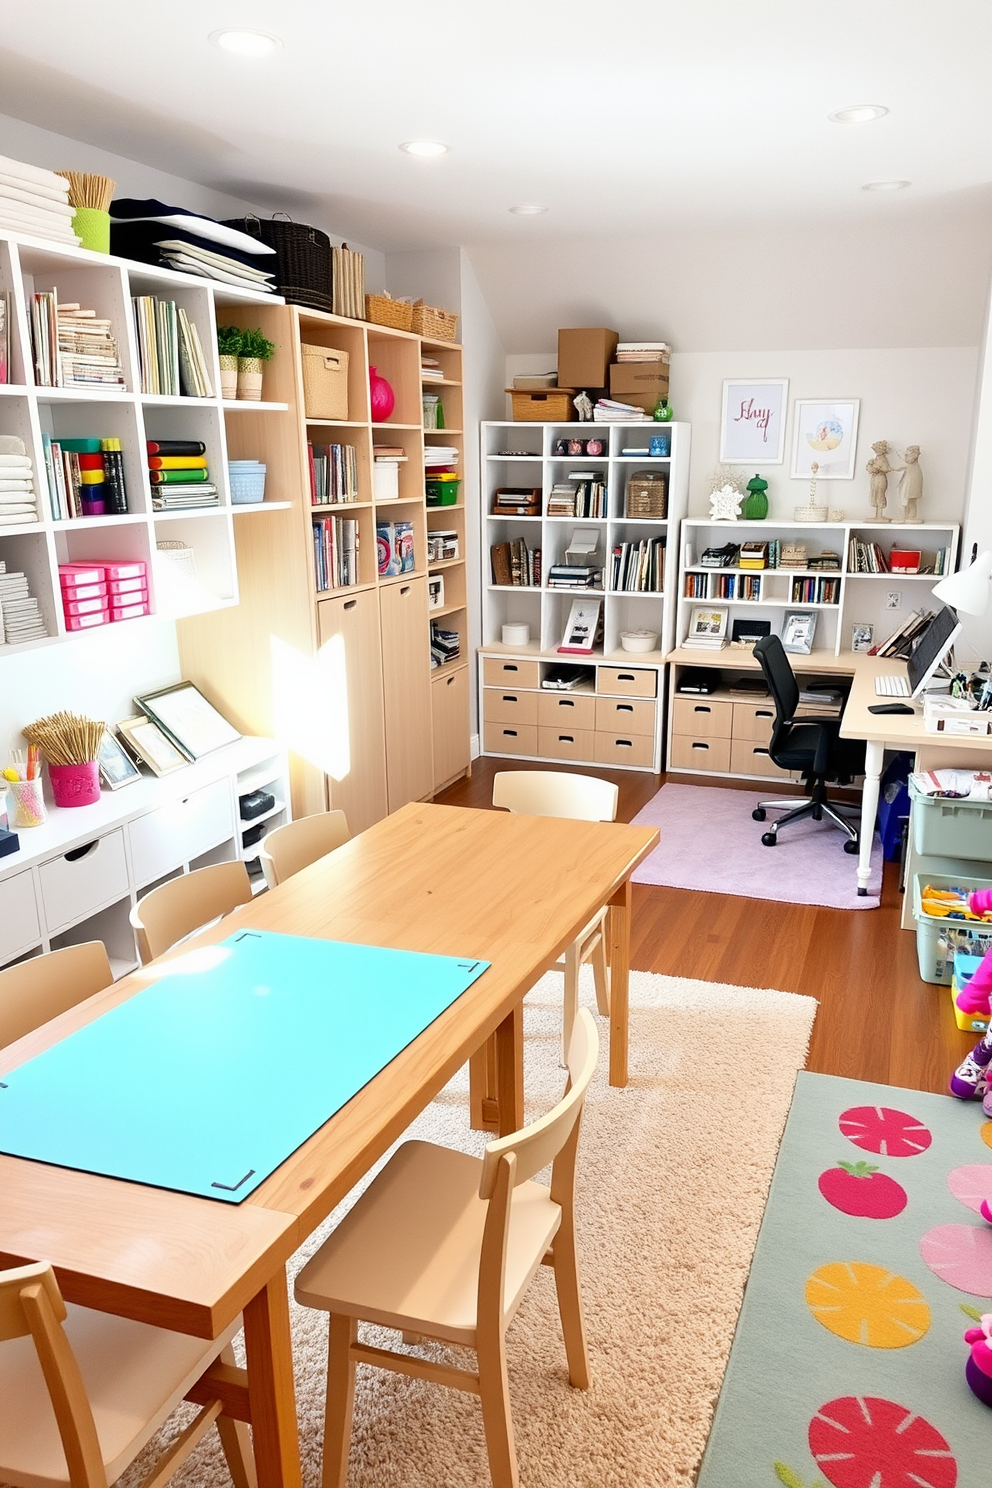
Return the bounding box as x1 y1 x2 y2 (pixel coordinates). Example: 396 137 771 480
64 840 98 863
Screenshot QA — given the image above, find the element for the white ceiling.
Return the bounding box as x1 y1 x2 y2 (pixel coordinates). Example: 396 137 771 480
1 0 991 252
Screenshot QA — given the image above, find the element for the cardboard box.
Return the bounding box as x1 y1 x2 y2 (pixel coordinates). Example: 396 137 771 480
557 328 618 391
609 363 671 413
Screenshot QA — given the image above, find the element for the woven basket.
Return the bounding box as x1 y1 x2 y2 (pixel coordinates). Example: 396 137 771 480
302 345 349 420
625 472 668 518
365 293 413 332
793 504 828 522
224 214 332 313
411 299 458 341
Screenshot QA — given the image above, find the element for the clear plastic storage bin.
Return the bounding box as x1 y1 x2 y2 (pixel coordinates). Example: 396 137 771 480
911 780 992 861
912 872 992 984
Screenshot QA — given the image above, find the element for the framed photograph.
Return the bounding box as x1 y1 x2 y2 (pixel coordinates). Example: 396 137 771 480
135 682 241 760
720 379 789 464
791 399 861 480
782 610 818 655
557 598 602 655
98 728 142 790
427 574 445 610
731 617 772 645
117 716 189 777
852 623 874 654
688 606 729 641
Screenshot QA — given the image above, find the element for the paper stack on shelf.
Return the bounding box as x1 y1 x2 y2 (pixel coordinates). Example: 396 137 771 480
424 445 459 470
0 154 79 246
0 435 38 528
0 561 48 644
430 621 460 669
593 398 650 423
57 303 126 389
615 342 671 363
421 357 445 383
148 440 219 511
111 200 276 292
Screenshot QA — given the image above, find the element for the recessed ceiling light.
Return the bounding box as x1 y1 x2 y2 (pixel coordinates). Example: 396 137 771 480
862 179 911 192
210 29 282 56
399 141 449 157
828 104 889 124
509 205 549 215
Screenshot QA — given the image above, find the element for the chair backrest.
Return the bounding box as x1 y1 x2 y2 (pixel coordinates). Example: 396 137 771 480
479 1008 599 1197
130 860 252 964
258 810 350 889
754 634 800 759
492 770 618 823
0 941 113 1050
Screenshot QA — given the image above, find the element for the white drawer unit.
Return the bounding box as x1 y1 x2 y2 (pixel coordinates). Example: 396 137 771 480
0 869 42 964
128 779 235 887
39 830 129 935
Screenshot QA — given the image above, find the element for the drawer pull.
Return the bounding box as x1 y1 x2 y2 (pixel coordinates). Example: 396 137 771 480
617 703 633 713
617 673 636 682
693 705 711 714
446 676 455 687
755 709 773 719
501 694 519 703
64 841 98 863
615 739 634 748
503 663 519 672
558 735 575 744
503 729 518 738
344 599 357 611
400 585 411 596
557 698 575 707
691 743 709 751
753 749 770 758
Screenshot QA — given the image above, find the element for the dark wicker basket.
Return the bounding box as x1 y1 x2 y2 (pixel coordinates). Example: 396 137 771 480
224 214 333 313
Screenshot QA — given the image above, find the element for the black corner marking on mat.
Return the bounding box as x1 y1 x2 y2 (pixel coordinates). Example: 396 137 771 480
211 1168 256 1192
457 961 482 974
231 930 264 944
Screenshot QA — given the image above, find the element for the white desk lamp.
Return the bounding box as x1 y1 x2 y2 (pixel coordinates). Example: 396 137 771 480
933 549 992 616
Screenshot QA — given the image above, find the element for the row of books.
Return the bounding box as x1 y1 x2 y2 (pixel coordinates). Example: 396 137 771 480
491 540 541 587
848 537 889 573
42 434 129 521
430 620 460 670
313 516 359 591
31 292 125 390
868 608 935 658
308 442 359 504
547 477 607 519
791 576 840 605
132 296 213 398
611 538 666 593
684 572 762 601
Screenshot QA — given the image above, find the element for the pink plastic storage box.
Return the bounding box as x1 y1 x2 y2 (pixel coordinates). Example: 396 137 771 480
64 609 110 631
63 594 110 618
59 563 107 588
107 574 147 597
59 580 108 603
109 600 150 622
101 561 146 580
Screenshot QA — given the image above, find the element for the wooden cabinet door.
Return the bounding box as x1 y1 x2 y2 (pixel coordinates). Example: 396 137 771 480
316 590 388 833
379 577 434 811
432 666 470 790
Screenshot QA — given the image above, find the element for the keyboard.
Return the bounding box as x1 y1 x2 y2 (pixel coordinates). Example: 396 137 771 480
875 674 911 697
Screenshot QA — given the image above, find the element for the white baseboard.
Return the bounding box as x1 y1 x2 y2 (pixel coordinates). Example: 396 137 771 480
470 732 481 759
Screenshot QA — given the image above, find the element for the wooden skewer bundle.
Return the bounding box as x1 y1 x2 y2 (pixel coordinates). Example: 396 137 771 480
23 711 105 765
55 172 115 212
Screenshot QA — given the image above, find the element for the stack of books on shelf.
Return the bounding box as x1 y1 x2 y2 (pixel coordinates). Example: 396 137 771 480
593 398 650 423
421 356 445 384
791 575 840 604
868 609 935 658
684 571 762 601
492 487 540 516
308 442 359 504
30 293 125 389
313 516 359 591
615 342 671 364
424 445 460 472
0 561 47 644
611 537 665 593
796 686 844 718
111 201 276 293
547 563 602 590
567 473 607 518
131 297 214 397
848 536 889 573
491 539 541 587
548 482 578 517
430 620 460 670
0 436 38 528
42 435 129 520
0 154 79 245
148 439 219 511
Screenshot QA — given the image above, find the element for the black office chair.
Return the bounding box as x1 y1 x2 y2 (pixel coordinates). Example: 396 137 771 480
751 634 866 851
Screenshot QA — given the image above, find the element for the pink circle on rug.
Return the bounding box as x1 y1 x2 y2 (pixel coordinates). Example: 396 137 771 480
809 1395 956 1488
919 1222 992 1295
947 1164 992 1216
839 1106 933 1158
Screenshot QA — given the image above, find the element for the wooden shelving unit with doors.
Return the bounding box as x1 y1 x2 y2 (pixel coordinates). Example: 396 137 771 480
177 306 470 832
0 228 288 658
477 419 689 772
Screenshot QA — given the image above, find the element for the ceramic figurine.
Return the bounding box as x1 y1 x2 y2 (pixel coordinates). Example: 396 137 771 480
710 484 744 521
652 396 672 421
866 440 893 522
573 390 593 422
895 444 923 523
743 473 769 520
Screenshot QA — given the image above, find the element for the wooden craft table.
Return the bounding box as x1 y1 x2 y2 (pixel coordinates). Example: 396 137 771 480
0 801 657 1488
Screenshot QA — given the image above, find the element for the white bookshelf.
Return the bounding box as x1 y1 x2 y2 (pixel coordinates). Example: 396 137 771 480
0 228 288 657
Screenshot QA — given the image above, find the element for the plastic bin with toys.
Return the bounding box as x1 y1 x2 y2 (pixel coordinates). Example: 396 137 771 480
912 873 992 985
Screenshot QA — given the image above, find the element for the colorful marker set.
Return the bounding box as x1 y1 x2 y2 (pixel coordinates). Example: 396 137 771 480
59 559 149 630
2 747 45 829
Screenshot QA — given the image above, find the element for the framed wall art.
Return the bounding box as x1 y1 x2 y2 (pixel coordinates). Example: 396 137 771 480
135 682 241 759
98 728 143 790
791 398 860 480
720 379 789 464
117 716 189 777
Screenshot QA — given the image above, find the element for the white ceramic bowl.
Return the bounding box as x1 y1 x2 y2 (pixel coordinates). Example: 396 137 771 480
620 630 658 653
501 623 530 646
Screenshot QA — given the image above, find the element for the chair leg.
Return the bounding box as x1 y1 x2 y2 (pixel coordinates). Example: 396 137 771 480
216 1345 257 1488
322 1314 357 1488
561 942 579 1069
476 1321 518 1488
550 1231 590 1390
591 931 610 1019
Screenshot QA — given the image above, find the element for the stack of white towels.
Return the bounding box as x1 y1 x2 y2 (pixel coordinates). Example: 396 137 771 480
0 435 38 527
0 153 80 246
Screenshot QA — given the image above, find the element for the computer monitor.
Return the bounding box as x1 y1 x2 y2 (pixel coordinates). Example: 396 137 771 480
906 604 962 698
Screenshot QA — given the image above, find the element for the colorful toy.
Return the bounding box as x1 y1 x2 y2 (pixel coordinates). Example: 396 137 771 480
964 1314 992 1406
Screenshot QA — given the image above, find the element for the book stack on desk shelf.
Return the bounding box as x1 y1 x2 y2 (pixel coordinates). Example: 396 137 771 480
791 575 840 604
313 516 359 591
148 440 218 511
430 620 460 669
309 442 359 504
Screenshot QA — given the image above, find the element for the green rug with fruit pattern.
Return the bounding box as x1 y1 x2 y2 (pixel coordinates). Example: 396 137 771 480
696 1072 992 1488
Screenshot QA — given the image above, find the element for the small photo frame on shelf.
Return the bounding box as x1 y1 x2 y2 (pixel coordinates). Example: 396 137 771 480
719 379 789 464
135 682 241 760
98 728 142 790
687 606 729 642
731 617 772 645
852 623 874 653
117 716 188 777
782 610 818 654
427 574 445 610
791 399 861 480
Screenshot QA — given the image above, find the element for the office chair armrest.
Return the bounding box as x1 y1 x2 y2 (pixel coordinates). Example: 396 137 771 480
811 718 841 776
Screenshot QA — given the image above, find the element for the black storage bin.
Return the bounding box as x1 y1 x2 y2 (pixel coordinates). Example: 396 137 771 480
224 214 332 313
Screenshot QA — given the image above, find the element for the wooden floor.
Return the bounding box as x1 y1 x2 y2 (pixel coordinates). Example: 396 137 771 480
436 757 975 1096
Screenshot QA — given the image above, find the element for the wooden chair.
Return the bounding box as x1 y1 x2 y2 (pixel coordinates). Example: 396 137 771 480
0 942 113 1050
258 809 350 889
295 1008 600 1488
0 1259 255 1488
130 861 252 965
492 770 617 1062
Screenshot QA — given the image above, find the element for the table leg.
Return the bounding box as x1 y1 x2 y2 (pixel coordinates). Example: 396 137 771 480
858 739 884 896
608 882 631 1088
243 1271 302 1488
469 1038 499 1132
495 1002 524 1136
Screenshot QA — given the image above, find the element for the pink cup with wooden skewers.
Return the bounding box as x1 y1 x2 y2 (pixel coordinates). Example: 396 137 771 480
48 761 100 807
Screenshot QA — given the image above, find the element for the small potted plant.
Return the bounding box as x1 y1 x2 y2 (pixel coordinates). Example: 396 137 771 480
217 325 242 400
237 327 276 402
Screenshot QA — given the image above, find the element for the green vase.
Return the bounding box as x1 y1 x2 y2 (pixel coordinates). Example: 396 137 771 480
652 397 672 422
743 474 769 519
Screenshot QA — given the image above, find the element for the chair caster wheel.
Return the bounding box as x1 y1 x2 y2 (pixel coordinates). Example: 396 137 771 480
844 839 860 854
752 808 766 821
761 832 777 846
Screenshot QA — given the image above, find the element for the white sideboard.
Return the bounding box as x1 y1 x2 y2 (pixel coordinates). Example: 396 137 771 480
0 736 289 977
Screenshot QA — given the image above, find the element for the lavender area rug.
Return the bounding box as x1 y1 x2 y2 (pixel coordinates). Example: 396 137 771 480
631 783 883 910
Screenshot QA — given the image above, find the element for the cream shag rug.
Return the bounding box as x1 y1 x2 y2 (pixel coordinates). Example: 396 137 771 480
124 970 816 1488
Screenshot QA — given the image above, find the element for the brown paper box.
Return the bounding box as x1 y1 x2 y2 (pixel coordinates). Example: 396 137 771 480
557 328 619 390
609 363 670 413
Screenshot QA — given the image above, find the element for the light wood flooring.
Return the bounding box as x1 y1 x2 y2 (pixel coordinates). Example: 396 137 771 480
436 758 975 1096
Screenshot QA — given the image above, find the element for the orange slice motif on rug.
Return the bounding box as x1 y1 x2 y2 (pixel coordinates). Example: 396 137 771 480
838 1105 932 1158
981 1122 992 1152
805 1261 931 1347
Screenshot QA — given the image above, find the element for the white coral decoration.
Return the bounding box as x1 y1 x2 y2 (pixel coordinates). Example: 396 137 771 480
710 484 743 521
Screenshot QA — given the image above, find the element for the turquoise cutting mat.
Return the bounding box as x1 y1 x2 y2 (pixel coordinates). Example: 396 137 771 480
0 930 489 1203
